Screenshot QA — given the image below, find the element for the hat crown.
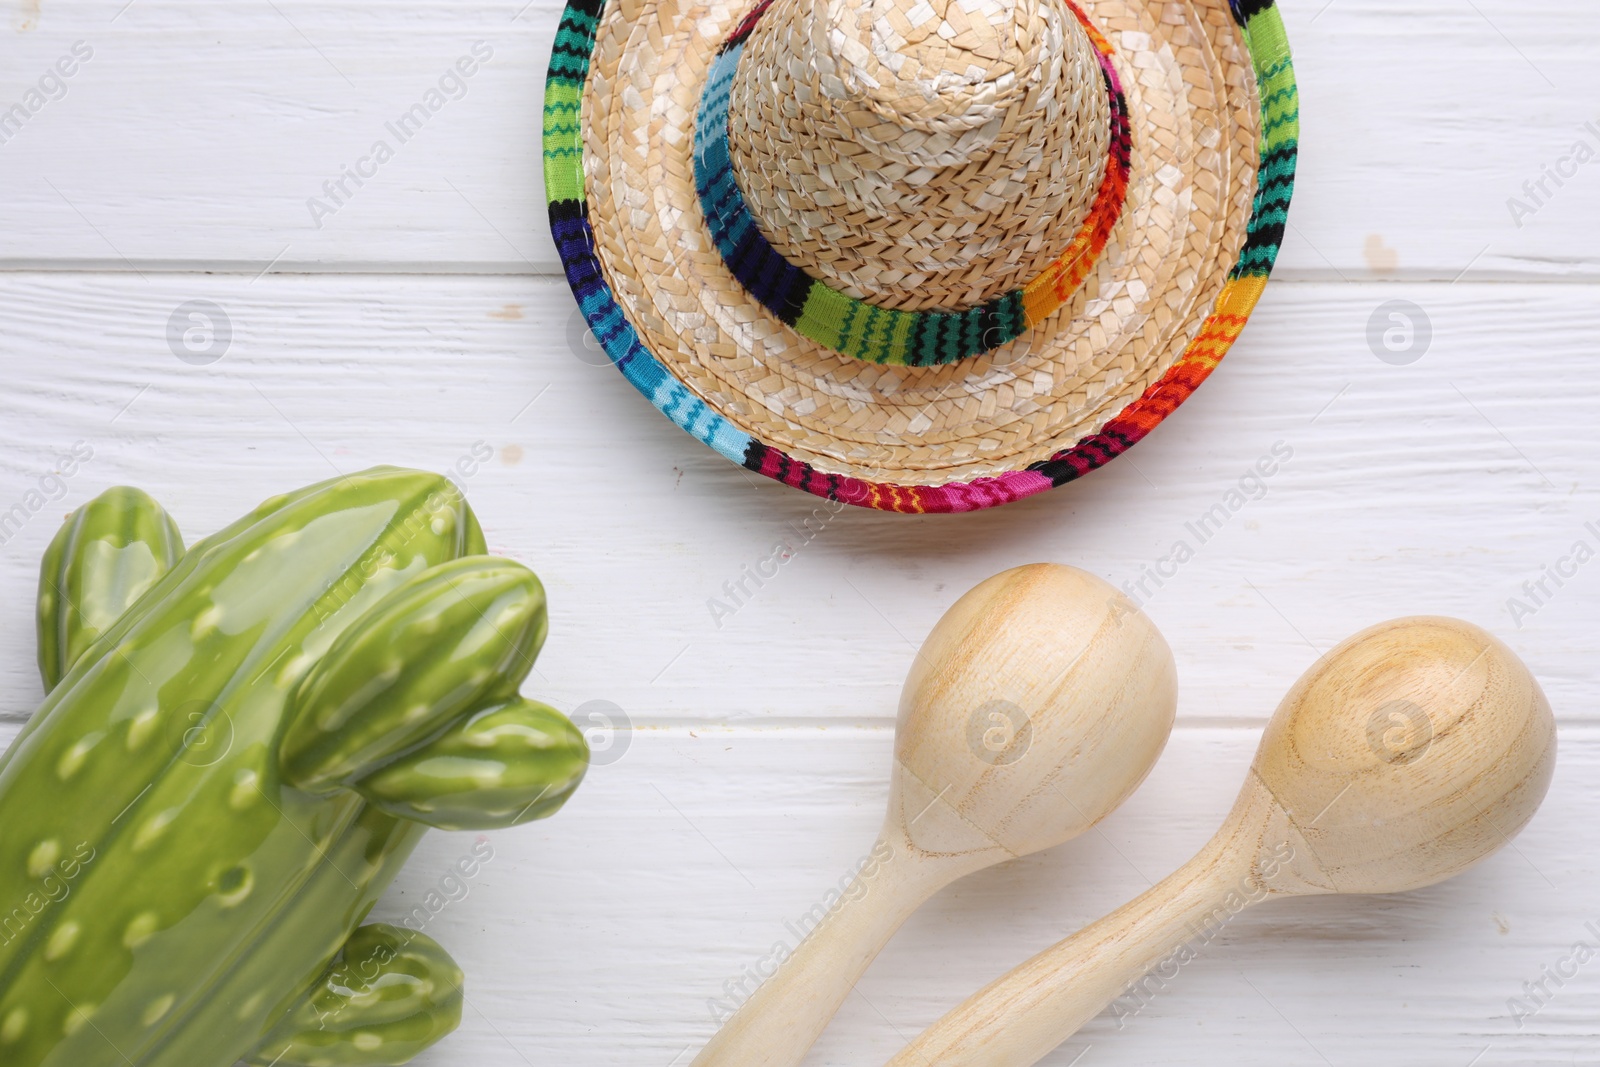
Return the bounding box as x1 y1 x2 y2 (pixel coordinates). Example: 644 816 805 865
727 0 1112 311
823 0 1043 147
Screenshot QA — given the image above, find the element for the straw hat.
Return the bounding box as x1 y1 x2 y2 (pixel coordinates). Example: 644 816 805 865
545 0 1297 513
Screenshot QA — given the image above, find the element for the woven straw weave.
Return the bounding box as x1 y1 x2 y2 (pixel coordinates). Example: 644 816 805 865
545 0 1298 510
728 0 1113 311
583 0 1258 480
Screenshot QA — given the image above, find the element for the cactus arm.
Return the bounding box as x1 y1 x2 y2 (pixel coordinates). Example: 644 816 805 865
243 924 464 1067
184 467 481 574
0 466 555 1067
354 698 589 831
133 806 428 1067
461 507 487 557
35 487 184 692
279 558 548 795
0 469 485 1065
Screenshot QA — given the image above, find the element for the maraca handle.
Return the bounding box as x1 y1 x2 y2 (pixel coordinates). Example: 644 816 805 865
885 836 1254 1067
693 833 985 1067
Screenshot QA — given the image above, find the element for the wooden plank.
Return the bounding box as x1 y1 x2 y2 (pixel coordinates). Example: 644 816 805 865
0 1 1596 277
0 0 1593 1059
0 718 1592 1064
0 273 1593 731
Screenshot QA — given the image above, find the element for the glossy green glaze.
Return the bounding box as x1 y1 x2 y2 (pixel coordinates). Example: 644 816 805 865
355 698 589 831
282 556 550 797
0 467 588 1067
35 486 184 692
246 923 465 1067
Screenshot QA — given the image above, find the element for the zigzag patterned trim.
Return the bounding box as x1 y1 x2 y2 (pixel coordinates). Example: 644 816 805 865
691 0 1129 367
544 0 1297 513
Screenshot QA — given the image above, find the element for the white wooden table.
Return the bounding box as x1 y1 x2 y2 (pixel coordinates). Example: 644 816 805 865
2 1 1599 1063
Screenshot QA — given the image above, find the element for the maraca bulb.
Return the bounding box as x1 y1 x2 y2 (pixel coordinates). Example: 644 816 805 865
882 615 1558 1067
892 564 1178 859
688 564 1178 1067
1255 616 1557 895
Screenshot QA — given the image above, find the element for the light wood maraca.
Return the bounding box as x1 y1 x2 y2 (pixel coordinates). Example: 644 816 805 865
887 615 1558 1067
691 564 1177 1067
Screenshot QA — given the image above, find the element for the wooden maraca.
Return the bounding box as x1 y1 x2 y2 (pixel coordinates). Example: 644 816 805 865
887 616 1558 1067
691 564 1177 1067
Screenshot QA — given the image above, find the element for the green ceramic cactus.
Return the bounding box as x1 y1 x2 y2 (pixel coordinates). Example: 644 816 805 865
35 485 183 692
0 467 589 1067
246 924 465 1067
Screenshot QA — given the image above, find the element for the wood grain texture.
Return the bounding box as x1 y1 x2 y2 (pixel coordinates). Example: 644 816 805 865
0 275 1595 734
0 2 1598 277
690 565 1177 1067
0 275 1592 1064
0 717 1583 1065
1 0 1597 1059
349 721 1600 1067
888 616 1558 1066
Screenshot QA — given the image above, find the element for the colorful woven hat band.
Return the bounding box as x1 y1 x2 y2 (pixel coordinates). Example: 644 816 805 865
544 0 1299 513
692 0 1131 367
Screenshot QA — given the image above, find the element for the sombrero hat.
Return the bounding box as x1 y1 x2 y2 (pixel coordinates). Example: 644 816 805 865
544 0 1297 513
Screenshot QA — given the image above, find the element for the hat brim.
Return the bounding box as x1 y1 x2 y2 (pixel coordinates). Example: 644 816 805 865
545 0 1298 513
